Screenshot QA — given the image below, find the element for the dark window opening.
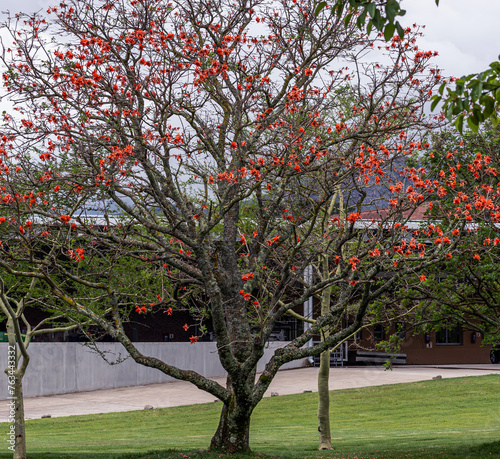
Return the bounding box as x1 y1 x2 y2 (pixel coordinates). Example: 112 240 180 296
436 325 462 345
374 324 384 341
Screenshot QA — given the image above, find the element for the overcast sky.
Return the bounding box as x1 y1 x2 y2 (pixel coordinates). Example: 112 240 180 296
403 0 500 78
3 0 500 79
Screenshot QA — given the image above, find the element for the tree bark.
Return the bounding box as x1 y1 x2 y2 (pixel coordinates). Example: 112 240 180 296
210 395 253 452
3 315 27 459
12 371 26 459
317 348 332 450
317 252 333 450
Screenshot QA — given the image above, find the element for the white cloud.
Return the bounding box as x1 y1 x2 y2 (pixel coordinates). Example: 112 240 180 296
5 0 500 79
402 0 500 77
1 0 51 15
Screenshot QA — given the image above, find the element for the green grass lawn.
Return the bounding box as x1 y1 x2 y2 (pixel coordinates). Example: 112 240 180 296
1 374 499 458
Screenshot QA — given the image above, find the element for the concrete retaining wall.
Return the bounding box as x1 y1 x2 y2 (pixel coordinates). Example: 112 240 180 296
0 342 306 399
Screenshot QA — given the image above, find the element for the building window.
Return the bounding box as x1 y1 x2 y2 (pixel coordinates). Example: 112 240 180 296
436 325 462 345
373 324 384 341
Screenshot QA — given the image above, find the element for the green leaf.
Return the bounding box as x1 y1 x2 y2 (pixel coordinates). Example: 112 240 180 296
490 111 499 127
482 96 495 120
489 60 500 72
385 0 400 23
470 81 483 101
344 12 353 27
445 100 454 119
367 20 373 35
455 114 464 134
333 1 344 17
315 2 327 17
430 95 441 111
438 82 446 96
452 99 464 115
483 79 500 91
396 22 404 39
365 3 376 18
472 105 484 122
371 9 384 31
357 8 368 27
495 89 500 104
467 116 479 133
384 22 396 41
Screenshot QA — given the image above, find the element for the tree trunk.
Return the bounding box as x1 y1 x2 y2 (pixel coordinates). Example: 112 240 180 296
210 396 252 452
12 371 26 459
317 252 333 450
4 316 27 459
317 349 332 450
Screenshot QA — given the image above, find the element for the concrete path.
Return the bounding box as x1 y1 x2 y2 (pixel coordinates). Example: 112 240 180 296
2 364 499 422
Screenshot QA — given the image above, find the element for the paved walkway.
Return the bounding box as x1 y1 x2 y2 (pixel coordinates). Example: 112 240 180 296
3 364 499 422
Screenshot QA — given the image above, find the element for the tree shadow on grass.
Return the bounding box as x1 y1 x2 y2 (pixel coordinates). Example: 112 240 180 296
117 451 279 459
334 441 500 459
5 442 499 459
0 450 279 459
457 440 500 457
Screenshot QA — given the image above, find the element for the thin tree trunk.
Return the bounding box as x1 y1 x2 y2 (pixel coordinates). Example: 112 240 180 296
0 279 77 459
317 186 345 450
5 315 27 459
12 371 26 459
317 347 331 450
317 254 332 450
